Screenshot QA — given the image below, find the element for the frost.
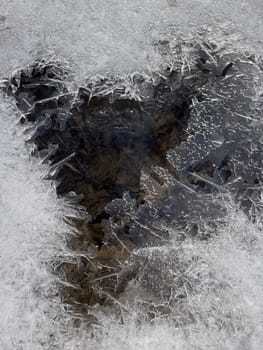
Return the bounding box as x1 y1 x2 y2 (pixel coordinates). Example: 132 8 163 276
0 0 263 349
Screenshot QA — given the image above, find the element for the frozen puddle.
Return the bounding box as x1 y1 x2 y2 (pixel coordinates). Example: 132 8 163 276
0 0 263 349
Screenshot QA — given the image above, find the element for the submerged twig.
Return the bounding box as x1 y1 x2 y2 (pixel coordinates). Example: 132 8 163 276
0 26 11 32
